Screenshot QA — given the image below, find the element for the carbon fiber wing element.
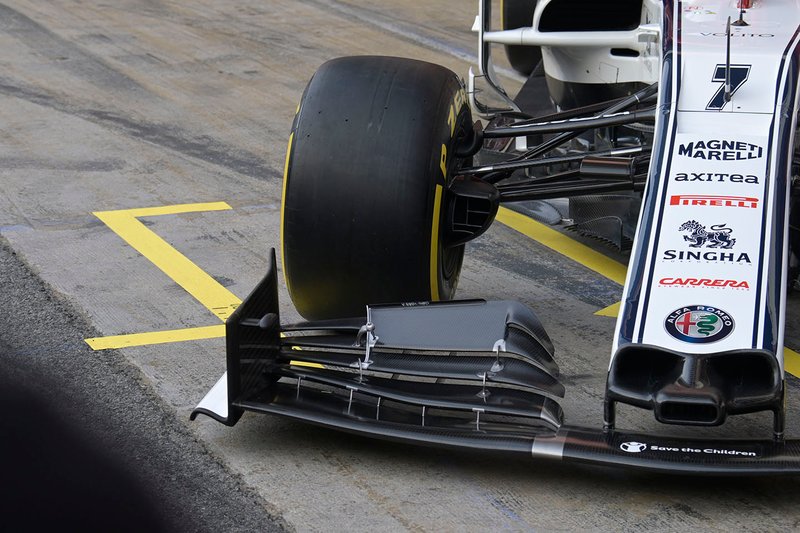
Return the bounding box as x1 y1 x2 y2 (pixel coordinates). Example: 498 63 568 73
191 249 563 432
192 250 800 474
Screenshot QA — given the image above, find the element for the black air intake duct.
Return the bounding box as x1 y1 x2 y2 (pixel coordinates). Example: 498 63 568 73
606 344 783 429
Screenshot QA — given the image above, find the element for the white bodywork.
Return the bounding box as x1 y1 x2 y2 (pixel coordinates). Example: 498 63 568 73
614 0 800 365
475 0 663 86
472 0 800 376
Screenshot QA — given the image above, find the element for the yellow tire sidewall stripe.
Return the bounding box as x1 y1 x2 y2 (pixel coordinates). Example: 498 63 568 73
430 184 444 301
280 131 295 296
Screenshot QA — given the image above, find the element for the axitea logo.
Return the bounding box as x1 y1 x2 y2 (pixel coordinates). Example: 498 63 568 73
659 278 750 289
677 140 763 160
670 195 758 208
675 172 759 184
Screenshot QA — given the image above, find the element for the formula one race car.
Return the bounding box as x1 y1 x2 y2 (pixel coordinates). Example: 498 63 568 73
193 0 800 473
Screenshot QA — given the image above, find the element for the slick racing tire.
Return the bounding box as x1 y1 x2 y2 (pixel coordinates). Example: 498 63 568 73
502 0 541 77
281 56 472 320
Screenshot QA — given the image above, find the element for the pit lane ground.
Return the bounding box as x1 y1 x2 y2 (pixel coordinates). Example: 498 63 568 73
3 1 800 531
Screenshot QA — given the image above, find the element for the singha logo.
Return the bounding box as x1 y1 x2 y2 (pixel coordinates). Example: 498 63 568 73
678 220 736 249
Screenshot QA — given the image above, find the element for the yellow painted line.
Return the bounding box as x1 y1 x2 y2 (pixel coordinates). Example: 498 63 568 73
97 203 232 218
784 348 800 378
93 202 241 322
496 207 626 318
429 184 444 301
86 325 225 350
595 301 621 318
280 132 294 292
496 207 627 284
88 202 241 351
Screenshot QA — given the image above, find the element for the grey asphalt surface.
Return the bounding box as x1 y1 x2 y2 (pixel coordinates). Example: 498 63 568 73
0 238 286 531
2 0 800 531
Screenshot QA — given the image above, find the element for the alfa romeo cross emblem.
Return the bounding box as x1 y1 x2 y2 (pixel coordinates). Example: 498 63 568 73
664 305 735 343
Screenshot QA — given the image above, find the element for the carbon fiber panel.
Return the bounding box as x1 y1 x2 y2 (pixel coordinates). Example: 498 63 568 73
283 349 564 397
279 366 563 427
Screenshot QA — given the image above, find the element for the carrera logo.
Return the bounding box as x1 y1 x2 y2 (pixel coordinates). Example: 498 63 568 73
659 277 750 289
677 140 763 160
665 305 735 344
670 195 758 208
674 172 758 184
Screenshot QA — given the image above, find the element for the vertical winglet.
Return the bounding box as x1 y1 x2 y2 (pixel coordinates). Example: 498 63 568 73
192 249 283 426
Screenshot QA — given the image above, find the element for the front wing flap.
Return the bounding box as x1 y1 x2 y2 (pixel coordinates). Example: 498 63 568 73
191 250 800 474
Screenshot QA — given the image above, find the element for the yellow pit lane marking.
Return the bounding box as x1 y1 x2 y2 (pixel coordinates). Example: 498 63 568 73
495 207 626 319
83 202 800 379
495 207 627 285
495 206 800 378
86 325 226 351
85 202 240 350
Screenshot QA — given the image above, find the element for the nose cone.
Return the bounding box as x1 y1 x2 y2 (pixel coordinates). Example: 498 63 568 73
606 344 782 427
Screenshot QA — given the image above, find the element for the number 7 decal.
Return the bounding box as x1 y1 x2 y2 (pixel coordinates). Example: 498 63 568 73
707 64 751 111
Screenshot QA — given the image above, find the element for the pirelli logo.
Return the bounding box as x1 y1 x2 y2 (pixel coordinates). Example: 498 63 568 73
669 195 759 208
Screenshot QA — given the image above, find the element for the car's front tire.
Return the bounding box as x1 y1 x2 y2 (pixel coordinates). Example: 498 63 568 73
281 56 472 320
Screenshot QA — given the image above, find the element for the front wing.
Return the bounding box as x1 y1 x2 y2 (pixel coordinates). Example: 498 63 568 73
191 250 800 475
